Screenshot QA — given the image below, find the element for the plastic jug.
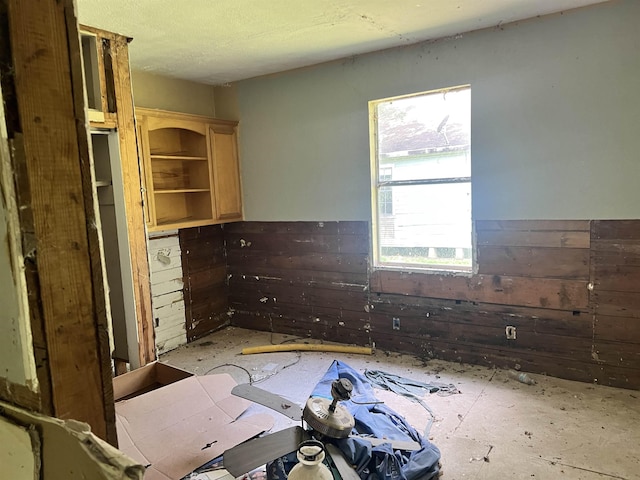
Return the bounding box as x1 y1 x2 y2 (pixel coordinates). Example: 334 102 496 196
287 440 333 480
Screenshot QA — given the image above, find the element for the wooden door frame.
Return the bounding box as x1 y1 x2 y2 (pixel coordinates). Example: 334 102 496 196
1 0 116 444
80 26 156 369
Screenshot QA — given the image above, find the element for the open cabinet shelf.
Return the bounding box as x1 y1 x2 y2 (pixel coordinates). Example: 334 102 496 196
137 108 243 231
150 155 209 161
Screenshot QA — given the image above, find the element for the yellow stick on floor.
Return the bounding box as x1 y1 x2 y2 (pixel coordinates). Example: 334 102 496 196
241 344 373 355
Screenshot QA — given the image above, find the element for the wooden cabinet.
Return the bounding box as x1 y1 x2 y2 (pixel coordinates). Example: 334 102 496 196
136 108 243 231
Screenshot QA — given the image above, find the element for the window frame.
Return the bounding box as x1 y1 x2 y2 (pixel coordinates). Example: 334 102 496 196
369 85 473 273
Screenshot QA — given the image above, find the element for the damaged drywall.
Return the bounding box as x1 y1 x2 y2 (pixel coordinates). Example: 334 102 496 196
1 400 144 479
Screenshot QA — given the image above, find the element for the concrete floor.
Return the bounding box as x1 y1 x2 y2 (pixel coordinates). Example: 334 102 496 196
161 327 639 480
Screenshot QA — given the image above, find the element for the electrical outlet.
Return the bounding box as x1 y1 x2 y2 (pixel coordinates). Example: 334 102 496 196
505 325 516 340
392 317 400 330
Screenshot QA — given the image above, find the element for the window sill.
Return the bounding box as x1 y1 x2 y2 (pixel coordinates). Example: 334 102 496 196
373 264 473 277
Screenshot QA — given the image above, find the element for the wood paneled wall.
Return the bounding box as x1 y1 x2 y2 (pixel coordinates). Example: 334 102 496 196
180 225 229 341
226 221 370 344
227 220 640 390
591 221 640 379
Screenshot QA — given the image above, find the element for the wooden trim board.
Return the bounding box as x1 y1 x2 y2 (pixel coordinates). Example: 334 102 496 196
7 0 114 441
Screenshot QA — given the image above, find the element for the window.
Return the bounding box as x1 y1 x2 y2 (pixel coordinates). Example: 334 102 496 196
370 86 472 272
379 166 393 215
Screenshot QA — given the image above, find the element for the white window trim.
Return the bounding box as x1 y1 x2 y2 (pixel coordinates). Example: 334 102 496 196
369 86 473 274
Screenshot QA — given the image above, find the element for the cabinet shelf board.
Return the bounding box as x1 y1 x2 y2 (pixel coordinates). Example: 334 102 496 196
150 155 208 161
154 188 211 194
150 218 216 232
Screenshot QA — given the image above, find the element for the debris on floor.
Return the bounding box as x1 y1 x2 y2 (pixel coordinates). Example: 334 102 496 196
113 365 273 480
224 360 442 480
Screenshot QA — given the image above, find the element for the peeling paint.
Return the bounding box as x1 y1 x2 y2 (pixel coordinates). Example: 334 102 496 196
256 275 283 281
331 282 365 288
259 297 268 303
156 250 171 265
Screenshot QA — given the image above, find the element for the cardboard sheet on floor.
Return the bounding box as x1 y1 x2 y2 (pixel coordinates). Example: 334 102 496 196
115 373 274 480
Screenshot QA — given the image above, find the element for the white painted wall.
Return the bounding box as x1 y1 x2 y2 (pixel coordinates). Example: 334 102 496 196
0 416 37 478
0 196 36 388
1 400 143 479
148 232 187 355
0 89 37 390
235 1 640 221
132 70 216 117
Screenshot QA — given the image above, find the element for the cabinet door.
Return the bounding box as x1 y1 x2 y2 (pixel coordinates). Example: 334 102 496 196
208 125 243 221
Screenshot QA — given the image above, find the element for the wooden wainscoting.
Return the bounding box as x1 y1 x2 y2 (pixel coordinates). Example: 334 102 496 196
590 221 640 384
226 219 640 389
179 225 229 340
226 221 371 344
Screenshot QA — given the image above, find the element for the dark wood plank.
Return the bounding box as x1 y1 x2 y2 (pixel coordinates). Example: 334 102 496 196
186 265 227 291
224 220 368 236
476 220 590 232
180 224 225 242
593 265 640 292
594 315 640 344
370 270 589 310
477 245 589 279
226 232 369 255
230 282 368 313
592 220 640 240
228 266 368 292
592 239 640 256
232 310 371 347
476 230 590 248
367 313 593 361
227 250 368 274
180 226 229 341
592 339 640 368
370 294 593 338
593 291 640 318
593 252 640 266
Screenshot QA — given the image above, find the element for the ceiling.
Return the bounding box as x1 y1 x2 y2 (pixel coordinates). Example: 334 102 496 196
76 0 607 85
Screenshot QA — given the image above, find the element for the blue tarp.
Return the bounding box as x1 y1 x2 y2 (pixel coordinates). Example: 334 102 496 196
268 360 441 480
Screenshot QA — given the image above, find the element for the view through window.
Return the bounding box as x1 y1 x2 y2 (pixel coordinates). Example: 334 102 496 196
370 86 472 271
